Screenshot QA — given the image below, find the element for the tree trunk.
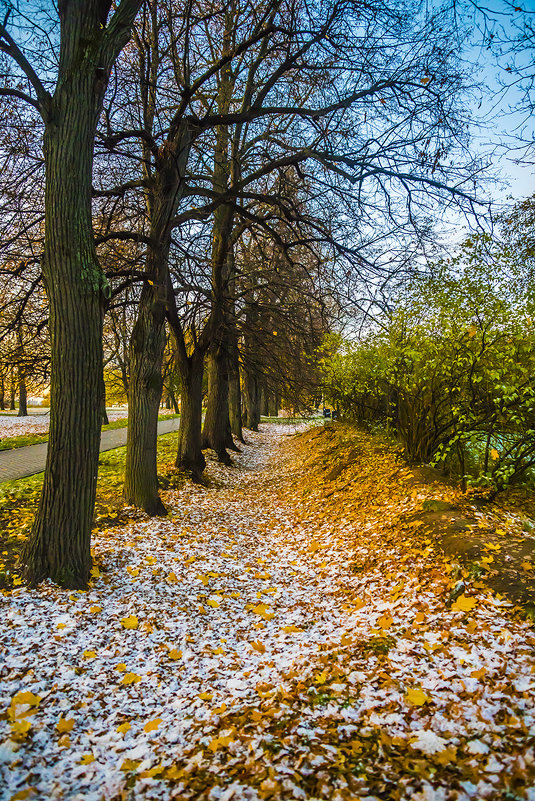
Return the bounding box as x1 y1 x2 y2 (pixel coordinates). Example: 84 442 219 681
17 367 27 417
202 343 235 463
123 128 192 514
23 0 143 589
101 376 109 425
176 350 206 479
9 366 15 410
261 386 269 417
24 112 106 588
123 282 167 516
0 370 4 410
228 336 243 441
243 366 261 430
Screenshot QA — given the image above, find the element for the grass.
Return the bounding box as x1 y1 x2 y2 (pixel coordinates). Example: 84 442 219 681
0 412 179 452
0 430 181 590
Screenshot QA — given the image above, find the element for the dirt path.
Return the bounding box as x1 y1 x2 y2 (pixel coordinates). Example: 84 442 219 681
1 425 534 801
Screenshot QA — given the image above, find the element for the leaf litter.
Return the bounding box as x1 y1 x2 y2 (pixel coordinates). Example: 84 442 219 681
0 423 534 800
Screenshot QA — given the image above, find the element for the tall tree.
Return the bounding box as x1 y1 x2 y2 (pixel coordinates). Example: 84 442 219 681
0 0 145 587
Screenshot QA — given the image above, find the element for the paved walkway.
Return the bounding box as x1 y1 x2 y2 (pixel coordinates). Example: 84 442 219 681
0 418 180 483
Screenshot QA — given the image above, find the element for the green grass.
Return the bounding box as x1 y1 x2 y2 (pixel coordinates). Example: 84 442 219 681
0 413 179 452
0 430 181 589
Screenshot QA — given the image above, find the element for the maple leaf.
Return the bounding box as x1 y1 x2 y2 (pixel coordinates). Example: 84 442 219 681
250 640 266 653
83 650 97 659
120 759 141 771
56 716 75 734
79 754 95 765
377 612 394 629
406 687 430 706
281 624 303 633
117 722 131 734
168 649 182 660
251 602 275 620
452 594 477 612
120 615 138 629
199 692 213 701
143 717 162 733
120 672 141 685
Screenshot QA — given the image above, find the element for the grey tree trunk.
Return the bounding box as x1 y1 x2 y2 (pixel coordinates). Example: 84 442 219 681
176 349 206 480
17 367 27 417
22 0 144 588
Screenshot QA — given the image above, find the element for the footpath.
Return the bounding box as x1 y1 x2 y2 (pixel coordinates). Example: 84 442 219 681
0 424 534 800
0 418 180 483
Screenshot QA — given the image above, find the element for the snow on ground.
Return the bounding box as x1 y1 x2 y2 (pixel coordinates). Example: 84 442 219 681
0 410 131 440
0 425 534 800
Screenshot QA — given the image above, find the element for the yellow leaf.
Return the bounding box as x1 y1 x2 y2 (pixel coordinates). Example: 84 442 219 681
207 598 220 608
115 663 127 673
281 625 303 633
197 574 210 586
377 612 394 629
452 594 477 613
120 615 138 629
89 605 102 614
56 717 75 734
117 722 131 734
314 670 328 685
470 667 486 679
83 650 97 659
198 605 207 615
121 672 141 685
90 565 100 579
127 567 140 577
11 691 41 709
79 754 95 765
167 572 178 583
250 640 266 653
168 649 182 660
58 734 70 747
10 720 31 735
143 718 162 733
199 692 213 701
120 759 140 771
490 448 499 460
468 324 477 337
252 603 274 620
406 688 430 706
9 790 37 800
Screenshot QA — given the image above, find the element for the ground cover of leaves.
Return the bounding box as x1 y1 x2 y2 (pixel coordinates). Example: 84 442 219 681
1 423 535 801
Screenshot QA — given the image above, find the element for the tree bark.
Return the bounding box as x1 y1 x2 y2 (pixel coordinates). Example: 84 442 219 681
101 375 109 425
22 0 144 589
123 280 167 516
9 366 15 410
176 349 206 479
202 342 236 463
17 367 27 417
123 117 192 514
228 331 243 441
0 370 5 410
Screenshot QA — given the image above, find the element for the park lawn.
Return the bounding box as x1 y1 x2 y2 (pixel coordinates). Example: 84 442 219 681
0 430 181 589
0 412 179 452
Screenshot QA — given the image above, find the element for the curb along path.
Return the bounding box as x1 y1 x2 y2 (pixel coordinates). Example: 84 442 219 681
0 417 180 483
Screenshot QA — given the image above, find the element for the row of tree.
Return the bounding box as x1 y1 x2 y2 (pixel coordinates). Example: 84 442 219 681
0 0 514 586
